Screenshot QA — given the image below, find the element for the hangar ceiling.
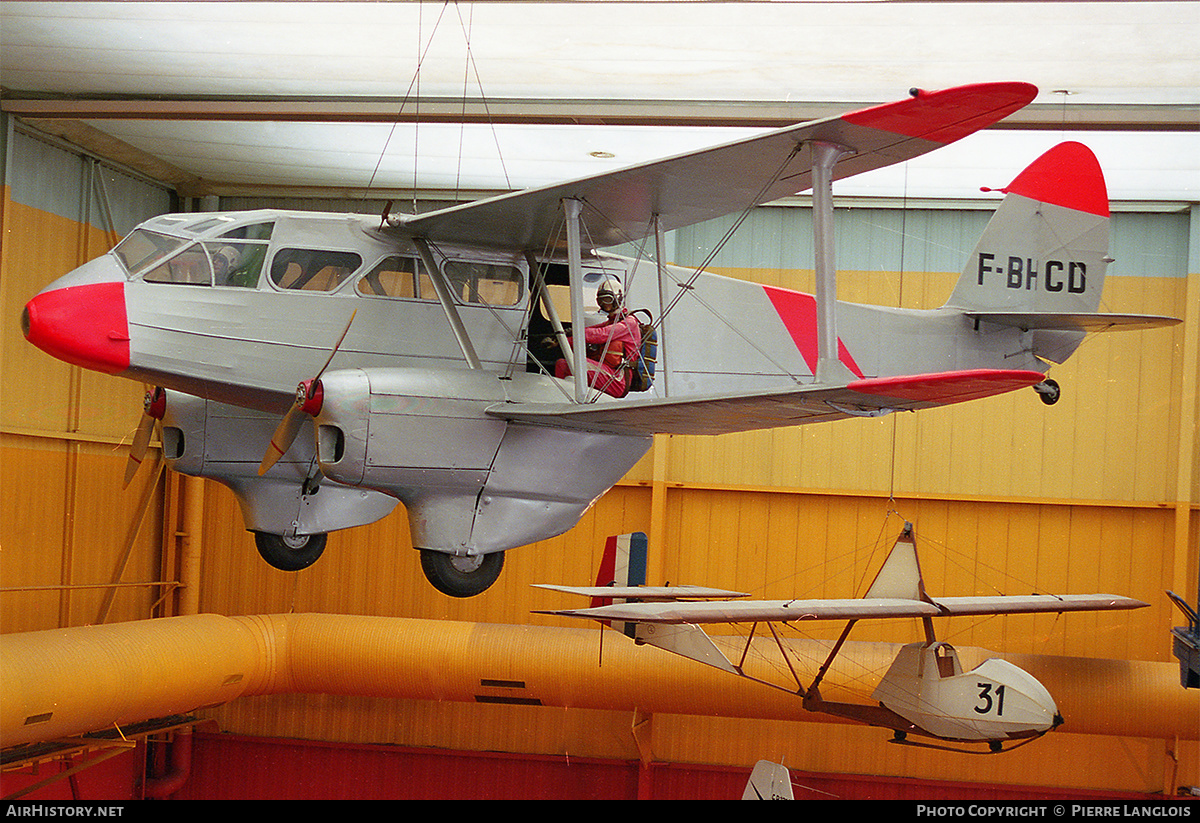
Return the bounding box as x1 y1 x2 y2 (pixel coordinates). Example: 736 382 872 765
2 1 1198 203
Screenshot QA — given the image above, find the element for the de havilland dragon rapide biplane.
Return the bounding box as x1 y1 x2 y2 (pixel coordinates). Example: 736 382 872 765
21 82 1177 597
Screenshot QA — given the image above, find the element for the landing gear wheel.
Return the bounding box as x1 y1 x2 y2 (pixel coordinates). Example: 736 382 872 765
1034 378 1061 406
420 549 504 598
254 531 328 571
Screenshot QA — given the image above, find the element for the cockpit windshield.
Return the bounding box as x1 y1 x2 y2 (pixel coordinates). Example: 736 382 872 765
113 230 190 277
117 219 274 287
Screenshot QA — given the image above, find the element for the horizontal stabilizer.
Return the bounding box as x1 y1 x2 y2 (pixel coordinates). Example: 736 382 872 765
533 584 748 601
967 312 1181 333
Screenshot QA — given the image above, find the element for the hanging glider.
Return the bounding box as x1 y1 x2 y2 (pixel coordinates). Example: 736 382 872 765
536 528 1148 752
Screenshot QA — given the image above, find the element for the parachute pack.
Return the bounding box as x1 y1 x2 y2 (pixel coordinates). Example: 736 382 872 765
626 308 657 393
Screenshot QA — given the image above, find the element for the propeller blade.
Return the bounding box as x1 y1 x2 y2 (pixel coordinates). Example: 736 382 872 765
258 309 357 476
123 387 165 489
259 403 306 476
316 308 357 380
123 412 156 488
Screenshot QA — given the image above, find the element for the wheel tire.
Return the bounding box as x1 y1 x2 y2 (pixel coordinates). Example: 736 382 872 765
1036 378 1061 406
420 549 504 598
254 531 328 572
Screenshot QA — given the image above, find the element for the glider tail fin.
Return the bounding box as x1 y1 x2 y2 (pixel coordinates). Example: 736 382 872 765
944 141 1111 363
592 532 649 637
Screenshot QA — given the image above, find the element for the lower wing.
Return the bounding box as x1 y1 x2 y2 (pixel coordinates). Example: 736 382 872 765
489 368 1046 436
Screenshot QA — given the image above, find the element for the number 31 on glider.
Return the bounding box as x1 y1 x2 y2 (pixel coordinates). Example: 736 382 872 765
21 83 1178 597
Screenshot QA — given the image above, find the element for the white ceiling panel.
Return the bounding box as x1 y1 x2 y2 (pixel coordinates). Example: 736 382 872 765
2 1 1197 202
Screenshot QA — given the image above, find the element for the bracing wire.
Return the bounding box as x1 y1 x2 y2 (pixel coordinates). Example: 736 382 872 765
361 2 452 211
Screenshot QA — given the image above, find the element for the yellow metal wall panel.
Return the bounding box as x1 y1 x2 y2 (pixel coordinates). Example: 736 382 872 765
0 436 163 632
3 200 151 441
2 201 80 435
0 438 70 634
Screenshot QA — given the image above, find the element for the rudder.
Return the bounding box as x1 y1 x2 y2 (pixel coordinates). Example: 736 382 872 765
944 142 1111 362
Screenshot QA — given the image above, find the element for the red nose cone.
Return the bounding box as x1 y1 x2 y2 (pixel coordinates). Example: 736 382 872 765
23 282 130 374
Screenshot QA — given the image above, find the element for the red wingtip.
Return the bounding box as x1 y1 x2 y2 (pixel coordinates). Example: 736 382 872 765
843 82 1038 145
1002 141 1109 217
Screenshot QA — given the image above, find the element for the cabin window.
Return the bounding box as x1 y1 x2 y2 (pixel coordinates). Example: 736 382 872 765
113 230 190 278
444 261 524 306
356 256 438 300
219 222 274 242
269 248 362 292
141 243 212 285
205 241 269 288
138 240 270 287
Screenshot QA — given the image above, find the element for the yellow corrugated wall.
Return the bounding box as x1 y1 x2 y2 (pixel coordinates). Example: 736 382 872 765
3 171 1198 794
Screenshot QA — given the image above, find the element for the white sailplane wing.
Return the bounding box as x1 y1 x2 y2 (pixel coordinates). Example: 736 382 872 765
393 83 1036 252
538 592 1146 625
929 594 1148 616
537 597 943 624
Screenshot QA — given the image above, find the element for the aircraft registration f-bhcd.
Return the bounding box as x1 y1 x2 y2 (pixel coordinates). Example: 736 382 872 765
536 528 1149 752
21 83 1178 597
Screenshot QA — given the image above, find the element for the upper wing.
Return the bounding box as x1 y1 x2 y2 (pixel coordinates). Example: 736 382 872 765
488 368 1047 436
538 593 1147 625
393 82 1036 251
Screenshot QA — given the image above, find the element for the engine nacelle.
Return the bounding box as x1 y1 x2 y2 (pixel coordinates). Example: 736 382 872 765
159 389 397 537
871 641 1061 743
311 367 652 555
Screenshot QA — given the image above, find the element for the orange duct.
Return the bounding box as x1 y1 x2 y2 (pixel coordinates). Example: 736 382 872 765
2 613 1194 750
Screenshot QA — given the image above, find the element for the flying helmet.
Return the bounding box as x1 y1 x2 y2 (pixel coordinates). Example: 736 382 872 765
595 277 624 313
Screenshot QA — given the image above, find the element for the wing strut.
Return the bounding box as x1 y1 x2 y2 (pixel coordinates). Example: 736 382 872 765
653 213 672 397
414 237 481 370
526 250 575 373
811 141 856 385
564 198 589 403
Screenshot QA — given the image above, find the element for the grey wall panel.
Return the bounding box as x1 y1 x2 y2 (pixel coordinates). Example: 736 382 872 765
9 128 86 222
9 125 171 235
671 205 1190 282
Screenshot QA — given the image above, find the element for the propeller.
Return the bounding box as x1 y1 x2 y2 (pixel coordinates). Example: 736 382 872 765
258 309 357 476
124 386 166 488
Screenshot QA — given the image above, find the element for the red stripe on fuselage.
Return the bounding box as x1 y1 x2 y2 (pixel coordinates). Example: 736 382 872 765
763 285 863 379
22 281 130 374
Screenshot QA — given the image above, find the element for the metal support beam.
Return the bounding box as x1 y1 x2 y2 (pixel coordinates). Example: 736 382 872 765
524 250 574 371
564 198 589 402
653 214 671 397
811 141 856 385
414 238 481 370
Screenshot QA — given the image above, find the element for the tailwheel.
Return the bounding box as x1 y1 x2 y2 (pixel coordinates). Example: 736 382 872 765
1034 378 1060 405
254 531 328 571
420 549 504 598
